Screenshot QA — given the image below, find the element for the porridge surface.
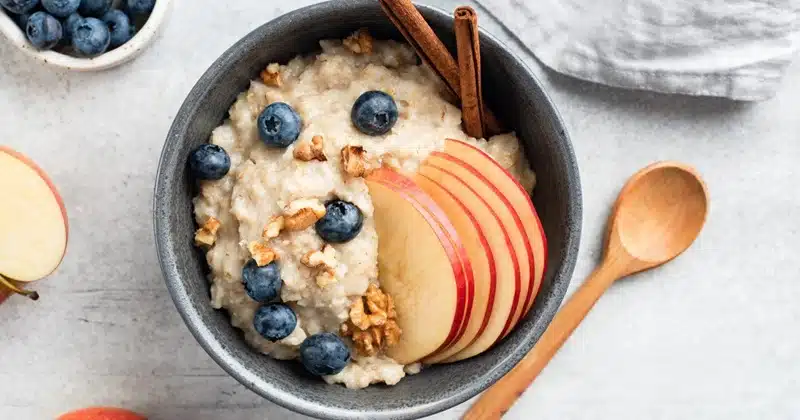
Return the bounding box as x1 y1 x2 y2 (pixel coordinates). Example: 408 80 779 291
193 37 535 389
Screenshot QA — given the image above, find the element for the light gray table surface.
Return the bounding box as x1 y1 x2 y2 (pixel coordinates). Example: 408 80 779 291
1 1 798 419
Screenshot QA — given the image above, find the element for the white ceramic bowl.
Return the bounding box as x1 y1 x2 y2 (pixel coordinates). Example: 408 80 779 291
0 0 172 71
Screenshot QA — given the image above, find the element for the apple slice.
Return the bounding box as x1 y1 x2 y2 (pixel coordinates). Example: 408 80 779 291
417 162 524 363
368 168 475 354
365 168 472 363
444 139 548 318
413 173 497 363
0 147 68 301
427 151 535 340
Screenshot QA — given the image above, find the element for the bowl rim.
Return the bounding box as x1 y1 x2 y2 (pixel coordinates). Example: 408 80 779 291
0 0 173 71
154 1 582 418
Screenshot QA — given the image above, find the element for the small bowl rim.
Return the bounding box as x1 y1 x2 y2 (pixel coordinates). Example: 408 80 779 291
154 1 582 419
0 0 173 71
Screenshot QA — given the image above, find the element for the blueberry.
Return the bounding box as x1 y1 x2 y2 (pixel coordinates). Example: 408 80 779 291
351 91 398 136
253 303 297 341
241 260 282 303
315 200 363 243
14 12 31 29
77 0 109 17
62 12 81 41
299 333 350 376
25 11 62 49
125 0 154 15
257 102 301 148
102 9 132 48
41 0 78 17
188 144 230 181
0 0 39 14
71 16 109 56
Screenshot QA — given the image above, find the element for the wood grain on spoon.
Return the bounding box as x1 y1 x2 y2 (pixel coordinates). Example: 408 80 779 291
464 161 709 419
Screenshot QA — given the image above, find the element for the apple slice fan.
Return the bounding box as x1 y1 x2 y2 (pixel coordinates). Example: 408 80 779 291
0 146 68 303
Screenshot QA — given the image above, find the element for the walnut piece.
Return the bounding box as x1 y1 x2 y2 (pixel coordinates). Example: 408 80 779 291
343 28 373 55
283 198 326 231
247 241 277 266
315 269 337 289
302 244 338 288
194 216 221 247
301 244 337 270
262 215 285 240
260 63 282 87
340 284 402 357
293 135 327 162
341 145 379 178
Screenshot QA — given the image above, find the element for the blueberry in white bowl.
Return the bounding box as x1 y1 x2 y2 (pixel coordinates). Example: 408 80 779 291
188 144 230 181
315 200 363 243
41 0 78 18
253 303 297 342
101 8 131 48
125 0 153 15
0 0 39 14
242 260 282 303
62 11 80 41
77 0 110 17
299 333 350 376
25 11 62 49
257 102 301 148
351 90 398 136
71 16 108 56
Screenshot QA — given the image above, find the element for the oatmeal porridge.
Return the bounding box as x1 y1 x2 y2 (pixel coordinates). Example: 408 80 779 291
191 32 535 389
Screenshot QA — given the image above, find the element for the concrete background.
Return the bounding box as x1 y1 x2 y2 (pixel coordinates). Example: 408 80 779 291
1 0 798 419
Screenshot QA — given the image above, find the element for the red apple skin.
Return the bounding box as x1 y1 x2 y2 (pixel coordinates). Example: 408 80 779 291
443 139 548 318
430 150 538 337
415 172 498 362
0 146 69 289
419 162 522 362
57 407 146 420
367 168 473 353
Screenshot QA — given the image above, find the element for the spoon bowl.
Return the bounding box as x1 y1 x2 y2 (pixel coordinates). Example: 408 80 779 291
607 161 709 276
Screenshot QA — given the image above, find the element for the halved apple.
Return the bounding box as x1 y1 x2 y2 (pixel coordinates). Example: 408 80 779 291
444 139 548 318
417 162 525 363
365 168 473 363
412 174 497 363
0 147 69 301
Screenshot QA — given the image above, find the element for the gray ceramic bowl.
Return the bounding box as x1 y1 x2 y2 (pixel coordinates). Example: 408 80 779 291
154 1 581 418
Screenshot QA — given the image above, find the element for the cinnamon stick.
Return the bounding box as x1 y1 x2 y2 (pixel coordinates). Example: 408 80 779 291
379 0 502 136
454 6 484 139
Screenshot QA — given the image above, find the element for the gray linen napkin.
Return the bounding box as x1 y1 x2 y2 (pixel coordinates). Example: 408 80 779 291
475 0 800 100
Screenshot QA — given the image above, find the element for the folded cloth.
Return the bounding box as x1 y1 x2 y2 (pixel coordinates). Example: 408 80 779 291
475 0 800 100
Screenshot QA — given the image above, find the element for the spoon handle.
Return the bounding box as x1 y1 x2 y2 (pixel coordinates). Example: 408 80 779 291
463 262 622 420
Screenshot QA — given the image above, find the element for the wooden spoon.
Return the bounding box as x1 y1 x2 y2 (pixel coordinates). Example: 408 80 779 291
464 161 709 419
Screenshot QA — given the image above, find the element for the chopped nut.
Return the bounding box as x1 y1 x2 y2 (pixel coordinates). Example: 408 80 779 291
302 244 339 289
315 269 338 289
293 135 327 162
341 145 378 177
194 216 221 247
247 241 277 266
301 244 337 270
343 28 373 55
283 198 326 231
340 284 402 357
260 63 282 87
262 215 285 240
383 319 402 347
